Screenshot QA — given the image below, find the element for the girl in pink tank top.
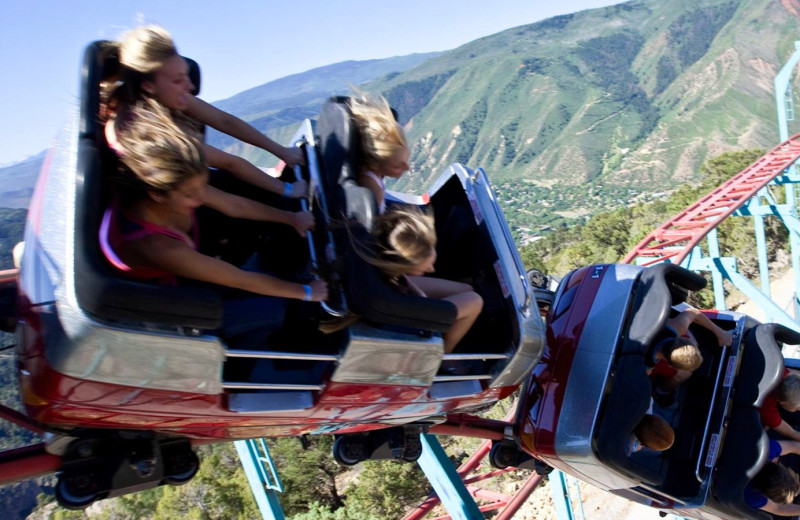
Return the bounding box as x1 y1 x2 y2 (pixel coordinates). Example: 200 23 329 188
103 25 308 201
100 102 328 307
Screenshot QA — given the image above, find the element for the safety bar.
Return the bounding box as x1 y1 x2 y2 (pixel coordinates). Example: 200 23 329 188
225 349 339 361
694 326 740 482
222 382 325 391
0 269 19 282
629 484 689 508
433 374 493 383
441 353 509 361
292 141 347 317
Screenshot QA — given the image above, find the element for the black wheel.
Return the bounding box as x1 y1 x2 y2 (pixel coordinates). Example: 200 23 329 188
164 450 200 486
332 436 366 466
527 269 548 289
55 475 98 510
489 442 516 470
402 436 422 463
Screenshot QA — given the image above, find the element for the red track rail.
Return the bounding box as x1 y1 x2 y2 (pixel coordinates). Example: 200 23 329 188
403 408 543 520
622 133 800 266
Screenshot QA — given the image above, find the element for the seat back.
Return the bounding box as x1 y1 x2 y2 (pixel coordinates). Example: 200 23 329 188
595 355 667 486
316 97 378 229
712 407 772 520
315 97 456 332
74 41 222 329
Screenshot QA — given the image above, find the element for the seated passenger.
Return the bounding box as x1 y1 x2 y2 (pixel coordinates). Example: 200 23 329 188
329 206 482 353
100 102 327 347
760 370 800 441
626 414 675 456
103 25 308 199
745 439 800 516
348 94 409 214
647 307 734 406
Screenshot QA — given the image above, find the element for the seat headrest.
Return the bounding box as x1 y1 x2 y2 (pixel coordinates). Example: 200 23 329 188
80 40 201 141
317 97 360 193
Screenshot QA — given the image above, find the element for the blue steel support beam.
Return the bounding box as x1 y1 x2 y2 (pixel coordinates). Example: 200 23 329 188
705 229 727 311
776 41 800 320
771 205 800 320
549 470 576 520
417 434 484 519
776 41 800 142
715 258 799 332
234 440 286 520
754 214 771 295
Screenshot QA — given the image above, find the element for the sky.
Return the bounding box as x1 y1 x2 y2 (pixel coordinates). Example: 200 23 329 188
0 0 619 166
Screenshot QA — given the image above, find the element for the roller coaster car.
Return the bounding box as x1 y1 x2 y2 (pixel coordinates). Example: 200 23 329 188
512 262 800 520
0 41 544 506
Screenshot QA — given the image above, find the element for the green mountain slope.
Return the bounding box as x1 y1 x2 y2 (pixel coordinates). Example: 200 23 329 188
206 53 440 164
353 0 800 232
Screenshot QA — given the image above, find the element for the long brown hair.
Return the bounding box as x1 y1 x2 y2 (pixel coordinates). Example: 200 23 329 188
348 94 408 174
115 99 206 196
100 25 199 135
349 206 436 282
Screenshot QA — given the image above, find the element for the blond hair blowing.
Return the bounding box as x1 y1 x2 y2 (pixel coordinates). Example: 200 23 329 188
634 415 675 452
665 338 703 371
119 25 178 74
348 95 407 171
357 206 436 281
118 99 206 193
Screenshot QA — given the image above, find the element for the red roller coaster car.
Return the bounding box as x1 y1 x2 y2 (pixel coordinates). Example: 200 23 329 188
0 41 544 508
502 262 800 520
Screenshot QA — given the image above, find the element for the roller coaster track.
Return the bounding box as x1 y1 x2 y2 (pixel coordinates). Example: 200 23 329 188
622 133 800 266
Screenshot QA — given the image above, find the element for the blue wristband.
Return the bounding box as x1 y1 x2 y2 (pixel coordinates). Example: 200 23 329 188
302 284 312 302
284 182 293 197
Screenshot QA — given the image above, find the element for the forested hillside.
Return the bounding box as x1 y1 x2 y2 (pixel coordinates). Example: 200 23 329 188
207 0 800 239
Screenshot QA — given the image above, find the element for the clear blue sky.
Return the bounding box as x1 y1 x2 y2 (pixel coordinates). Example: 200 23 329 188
0 0 618 166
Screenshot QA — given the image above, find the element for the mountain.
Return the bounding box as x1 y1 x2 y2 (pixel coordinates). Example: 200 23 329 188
205 52 440 163
358 0 800 228
0 152 44 209
203 0 800 233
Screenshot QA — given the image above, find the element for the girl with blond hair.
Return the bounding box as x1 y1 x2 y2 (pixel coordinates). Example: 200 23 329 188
104 24 307 202
348 94 409 214
100 101 326 347
337 206 482 354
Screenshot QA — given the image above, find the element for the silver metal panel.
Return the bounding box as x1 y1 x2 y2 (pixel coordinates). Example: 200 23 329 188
225 349 338 362
332 322 443 385
554 263 644 487
472 168 529 311
223 382 323 391
228 391 315 413
491 311 546 389
51 324 224 394
20 118 77 305
429 380 484 399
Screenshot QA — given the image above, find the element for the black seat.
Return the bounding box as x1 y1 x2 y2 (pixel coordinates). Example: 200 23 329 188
620 263 707 356
595 355 667 486
74 41 222 329
711 407 773 520
734 323 795 408
316 97 457 332
316 96 378 229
